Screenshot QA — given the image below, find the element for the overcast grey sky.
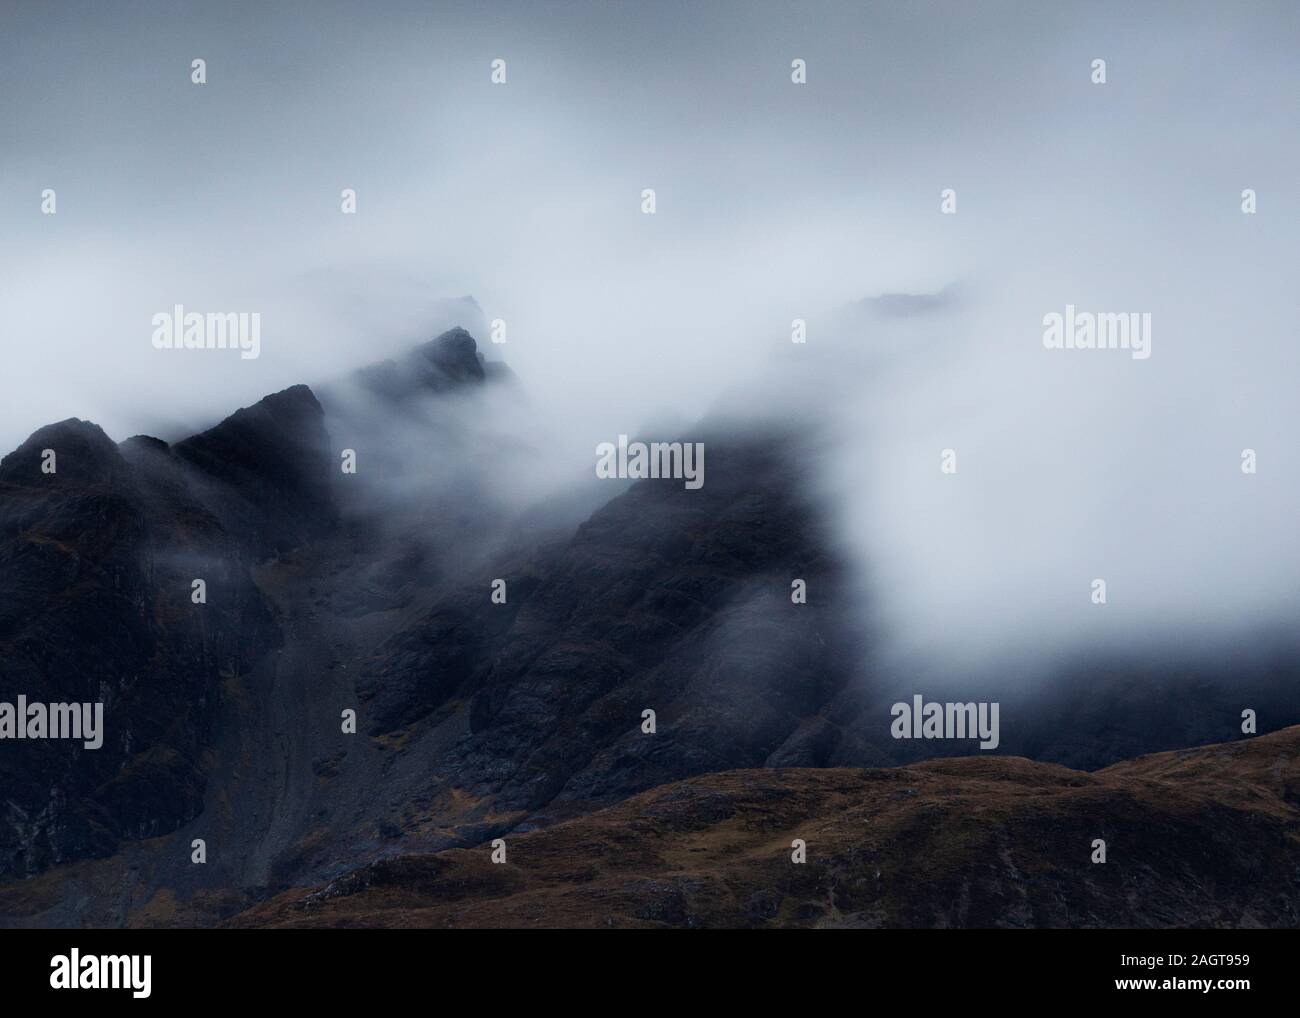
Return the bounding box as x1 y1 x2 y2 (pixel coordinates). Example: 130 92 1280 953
2 0 1296 666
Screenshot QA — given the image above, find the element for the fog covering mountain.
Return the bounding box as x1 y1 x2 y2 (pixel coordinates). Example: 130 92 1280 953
4 0 1297 680
1 325 1296 926
3 0 1298 936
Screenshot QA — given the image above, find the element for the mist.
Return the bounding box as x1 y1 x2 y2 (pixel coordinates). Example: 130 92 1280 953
2 0 1296 675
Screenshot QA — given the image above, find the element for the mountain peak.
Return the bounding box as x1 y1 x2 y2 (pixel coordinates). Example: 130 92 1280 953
343 326 489 401
415 326 484 383
0 418 125 487
173 384 336 557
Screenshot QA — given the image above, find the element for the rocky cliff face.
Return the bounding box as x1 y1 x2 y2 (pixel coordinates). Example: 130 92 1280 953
355 427 857 821
0 417 280 878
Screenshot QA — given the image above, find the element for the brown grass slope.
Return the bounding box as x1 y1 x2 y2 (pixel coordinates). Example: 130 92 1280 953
229 725 1300 929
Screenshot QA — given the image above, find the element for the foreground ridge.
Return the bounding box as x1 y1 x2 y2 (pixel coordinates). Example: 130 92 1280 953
229 725 1300 929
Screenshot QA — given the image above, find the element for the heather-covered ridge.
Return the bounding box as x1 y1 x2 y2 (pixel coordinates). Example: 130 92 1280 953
230 725 1300 929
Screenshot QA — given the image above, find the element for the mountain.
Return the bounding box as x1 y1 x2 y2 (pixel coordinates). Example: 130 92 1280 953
0 330 488 883
228 725 1300 929
1 325 1297 928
